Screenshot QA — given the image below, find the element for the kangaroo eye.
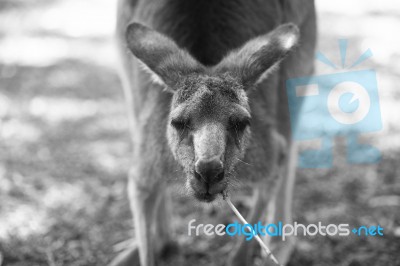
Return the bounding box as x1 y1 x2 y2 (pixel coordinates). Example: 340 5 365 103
236 119 250 131
171 119 190 130
230 117 251 131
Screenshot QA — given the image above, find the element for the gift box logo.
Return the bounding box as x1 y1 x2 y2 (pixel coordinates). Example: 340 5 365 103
286 40 382 168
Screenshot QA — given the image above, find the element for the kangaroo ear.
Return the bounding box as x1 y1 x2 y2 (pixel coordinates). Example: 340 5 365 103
213 23 300 88
126 23 205 89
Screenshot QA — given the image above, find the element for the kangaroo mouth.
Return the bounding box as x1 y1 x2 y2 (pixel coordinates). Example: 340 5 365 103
193 190 218 202
189 176 227 202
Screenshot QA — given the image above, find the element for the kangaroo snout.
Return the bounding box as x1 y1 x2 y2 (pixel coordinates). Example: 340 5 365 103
191 157 227 202
194 157 224 184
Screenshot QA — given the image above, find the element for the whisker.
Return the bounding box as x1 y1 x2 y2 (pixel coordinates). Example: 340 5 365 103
237 158 253 166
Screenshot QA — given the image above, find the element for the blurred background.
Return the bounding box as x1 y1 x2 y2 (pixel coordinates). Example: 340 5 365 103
0 0 399 265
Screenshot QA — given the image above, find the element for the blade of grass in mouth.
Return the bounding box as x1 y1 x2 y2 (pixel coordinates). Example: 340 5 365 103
223 192 282 266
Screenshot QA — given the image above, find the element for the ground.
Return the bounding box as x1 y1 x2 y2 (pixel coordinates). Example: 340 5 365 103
0 0 399 265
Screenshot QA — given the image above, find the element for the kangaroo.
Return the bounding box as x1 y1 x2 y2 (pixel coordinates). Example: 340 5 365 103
112 0 316 265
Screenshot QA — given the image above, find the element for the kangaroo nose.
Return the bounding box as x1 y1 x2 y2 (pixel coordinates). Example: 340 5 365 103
194 158 224 184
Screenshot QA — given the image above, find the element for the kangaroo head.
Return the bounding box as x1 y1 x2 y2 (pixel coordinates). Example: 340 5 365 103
126 22 299 202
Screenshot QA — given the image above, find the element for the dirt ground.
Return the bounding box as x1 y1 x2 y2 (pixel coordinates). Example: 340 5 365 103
0 0 399 265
